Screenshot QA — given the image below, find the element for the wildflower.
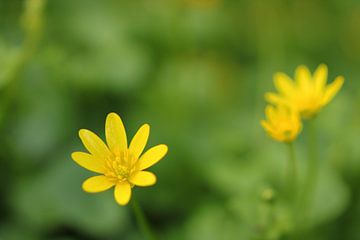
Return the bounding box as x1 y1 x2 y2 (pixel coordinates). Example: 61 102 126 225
71 113 168 206
265 64 344 119
261 104 302 143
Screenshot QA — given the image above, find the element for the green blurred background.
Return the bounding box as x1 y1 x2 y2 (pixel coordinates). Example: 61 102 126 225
0 0 360 239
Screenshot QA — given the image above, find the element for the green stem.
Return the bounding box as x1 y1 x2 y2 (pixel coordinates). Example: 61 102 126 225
287 142 298 199
299 119 318 228
286 142 300 239
131 196 157 240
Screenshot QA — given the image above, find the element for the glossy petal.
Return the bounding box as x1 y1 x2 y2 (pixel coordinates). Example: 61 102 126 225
129 124 150 160
138 144 168 170
114 182 132 205
82 175 115 193
79 129 111 158
322 76 344 105
130 171 157 186
105 112 127 154
71 152 106 174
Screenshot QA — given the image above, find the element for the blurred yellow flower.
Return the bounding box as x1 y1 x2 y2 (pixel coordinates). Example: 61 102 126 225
261 104 302 143
72 113 168 206
265 64 344 119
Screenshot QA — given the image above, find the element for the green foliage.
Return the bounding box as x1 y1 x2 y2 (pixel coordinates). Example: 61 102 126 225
0 0 360 239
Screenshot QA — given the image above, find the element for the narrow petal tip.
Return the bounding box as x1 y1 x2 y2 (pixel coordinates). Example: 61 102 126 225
78 129 90 138
143 123 150 131
106 112 122 121
160 144 169 154
71 152 78 160
296 64 308 71
335 75 345 85
317 63 328 69
264 92 278 102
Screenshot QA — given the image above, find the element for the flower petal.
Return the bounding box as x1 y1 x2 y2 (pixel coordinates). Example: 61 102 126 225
129 124 150 160
82 175 115 193
273 73 295 96
105 112 128 154
265 105 277 124
79 129 111 158
138 144 168 170
114 182 132 206
322 76 344 106
265 93 288 106
314 64 328 94
130 171 157 186
295 65 312 91
261 120 275 134
71 152 106 174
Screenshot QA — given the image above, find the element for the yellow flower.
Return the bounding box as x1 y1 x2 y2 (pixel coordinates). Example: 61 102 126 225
261 104 302 143
265 64 344 119
71 113 168 206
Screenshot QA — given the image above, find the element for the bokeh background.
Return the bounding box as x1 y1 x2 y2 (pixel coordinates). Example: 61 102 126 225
0 0 360 239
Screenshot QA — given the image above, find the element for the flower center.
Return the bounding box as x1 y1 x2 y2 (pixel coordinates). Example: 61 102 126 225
104 150 138 182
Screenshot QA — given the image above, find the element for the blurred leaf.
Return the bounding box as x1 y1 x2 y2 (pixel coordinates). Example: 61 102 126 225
184 203 245 240
0 40 21 89
10 155 128 237
308 165 350 226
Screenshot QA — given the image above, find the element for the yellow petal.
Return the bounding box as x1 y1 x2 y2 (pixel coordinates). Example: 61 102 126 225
261 120 274 134
138 144 168 170
129 171 157 187
265 105 277 123
314 64 328 94
295 65 311 90
82 175 115 193
71 152 106 174
79 129 111 158
129 124 150 160
277 104 289 118
265 93 288 106
273 73 295 96
322 76 344 106
105 112 127 154
114 182 131 206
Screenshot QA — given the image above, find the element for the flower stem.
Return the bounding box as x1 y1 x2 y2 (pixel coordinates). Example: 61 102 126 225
131 196 157 240
297 119 318 231
303 120 318 216
283 143 300 239
286 142 298 198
